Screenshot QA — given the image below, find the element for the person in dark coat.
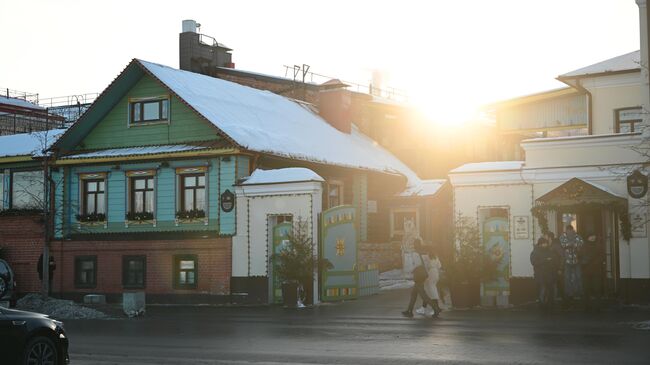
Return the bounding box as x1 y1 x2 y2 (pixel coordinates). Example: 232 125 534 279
402 239 442 318
531 237 561 311
581 233 605 312
530 237 544 304
37 253 56 295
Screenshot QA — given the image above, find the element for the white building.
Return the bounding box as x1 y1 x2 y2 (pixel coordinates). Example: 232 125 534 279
449 0 650 304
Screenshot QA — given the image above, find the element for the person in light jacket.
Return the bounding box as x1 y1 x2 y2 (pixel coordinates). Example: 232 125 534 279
416 246 442 315
402 239 442 318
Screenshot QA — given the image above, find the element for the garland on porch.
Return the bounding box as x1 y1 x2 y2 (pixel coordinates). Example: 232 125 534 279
531 202 631 242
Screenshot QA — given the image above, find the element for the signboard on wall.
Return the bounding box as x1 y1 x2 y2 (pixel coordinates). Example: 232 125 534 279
631 212 647 238
513 216 529 239
220 189 235 212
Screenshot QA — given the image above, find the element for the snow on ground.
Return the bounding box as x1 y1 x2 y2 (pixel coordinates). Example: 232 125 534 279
379 269 413 291
16 293 109 319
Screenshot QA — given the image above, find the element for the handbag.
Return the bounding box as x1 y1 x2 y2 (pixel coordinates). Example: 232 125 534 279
413 253 429 282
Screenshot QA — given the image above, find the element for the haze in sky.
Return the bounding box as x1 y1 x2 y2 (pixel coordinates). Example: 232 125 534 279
0 0 641 125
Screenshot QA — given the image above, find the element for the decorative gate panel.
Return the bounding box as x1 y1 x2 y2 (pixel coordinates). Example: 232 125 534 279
482 217 510 296
320 205 358 301
272 222 293 304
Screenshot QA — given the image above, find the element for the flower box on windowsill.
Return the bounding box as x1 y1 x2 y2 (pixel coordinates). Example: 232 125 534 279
76 213 107 228
125 212 156 227
175 210 208 226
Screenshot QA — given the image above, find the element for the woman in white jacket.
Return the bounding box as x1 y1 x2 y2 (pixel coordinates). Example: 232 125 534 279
416 247 442 315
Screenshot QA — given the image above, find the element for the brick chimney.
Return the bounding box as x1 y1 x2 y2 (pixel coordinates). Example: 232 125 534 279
179 20 234 74
318 88 353 134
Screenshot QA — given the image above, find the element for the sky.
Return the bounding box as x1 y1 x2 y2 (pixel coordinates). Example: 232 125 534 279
0 0 642 125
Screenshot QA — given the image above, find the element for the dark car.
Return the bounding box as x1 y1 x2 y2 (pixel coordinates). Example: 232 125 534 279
0 306 69 365
0 259 17 306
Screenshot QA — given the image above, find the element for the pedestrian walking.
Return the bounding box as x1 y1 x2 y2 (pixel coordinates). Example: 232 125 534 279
531 237 561 311
581 233 605 312
415 246 442 316
560 225 584 306
402 239 441 318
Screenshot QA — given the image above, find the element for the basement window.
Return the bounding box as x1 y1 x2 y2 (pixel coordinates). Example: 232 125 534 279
173 255 198 289
75 256 97 288
123 255 146 289
129 96 170 125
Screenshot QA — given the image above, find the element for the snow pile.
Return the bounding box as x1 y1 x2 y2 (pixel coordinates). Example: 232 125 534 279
633 320 650 330
379 269 413 291
17 293 109 319
242 168 324 185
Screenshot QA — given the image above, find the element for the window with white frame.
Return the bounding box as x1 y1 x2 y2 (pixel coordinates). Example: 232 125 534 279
176 167 208 219
126 170 155 220
129 96 170 125
11 170 44 209
78 173 107 221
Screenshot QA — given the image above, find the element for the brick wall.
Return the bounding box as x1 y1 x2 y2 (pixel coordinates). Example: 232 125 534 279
0 215 45 293
358 241 402 272
49 237 232 297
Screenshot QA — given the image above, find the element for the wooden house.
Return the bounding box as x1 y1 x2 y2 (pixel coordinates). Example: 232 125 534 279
20 58 438 303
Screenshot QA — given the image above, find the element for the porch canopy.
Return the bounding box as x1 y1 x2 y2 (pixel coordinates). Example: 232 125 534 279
532 178 630 240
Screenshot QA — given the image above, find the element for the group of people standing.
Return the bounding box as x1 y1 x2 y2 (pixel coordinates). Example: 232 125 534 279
402 239 443 318
530 225 605 312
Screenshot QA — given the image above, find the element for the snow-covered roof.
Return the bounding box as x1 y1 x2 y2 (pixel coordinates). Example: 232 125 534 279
60 144 217 160
399 179 446 197
0 96 44 110
559 50 640 78
139 59 420 186
241 168 324 185
0 129 66 158
450 161 524 174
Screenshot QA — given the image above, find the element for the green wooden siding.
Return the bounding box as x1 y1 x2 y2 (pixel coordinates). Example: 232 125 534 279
79 75 219 150
62 157 241 235
352 173 368 242
52 169 65 238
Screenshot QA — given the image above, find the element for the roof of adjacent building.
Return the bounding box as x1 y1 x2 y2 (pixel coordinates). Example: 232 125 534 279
241 168 324 185
0 96 45 110
399 179 446 197
449 161 524 174
0 129 66 158
559 50 640 78
137 59 420 186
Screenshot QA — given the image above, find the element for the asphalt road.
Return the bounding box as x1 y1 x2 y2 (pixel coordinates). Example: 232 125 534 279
64 289 650 364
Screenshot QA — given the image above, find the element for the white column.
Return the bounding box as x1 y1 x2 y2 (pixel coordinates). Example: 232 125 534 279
637 0 650 136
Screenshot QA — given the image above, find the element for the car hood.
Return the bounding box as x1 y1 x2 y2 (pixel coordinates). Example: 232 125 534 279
1 307 51 319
